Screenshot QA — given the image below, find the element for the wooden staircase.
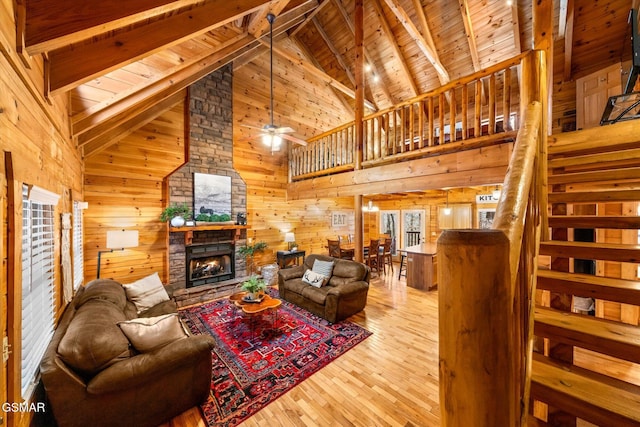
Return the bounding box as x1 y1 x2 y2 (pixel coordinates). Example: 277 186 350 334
530 122 640 426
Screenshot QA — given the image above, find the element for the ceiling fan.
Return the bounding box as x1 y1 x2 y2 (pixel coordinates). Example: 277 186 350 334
240 13 307 151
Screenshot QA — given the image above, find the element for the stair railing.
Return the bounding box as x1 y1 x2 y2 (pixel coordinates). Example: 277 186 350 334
437 50 547 427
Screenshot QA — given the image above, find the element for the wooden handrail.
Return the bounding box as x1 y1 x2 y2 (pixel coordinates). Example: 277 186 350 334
493 101 542 284
438 49 547 427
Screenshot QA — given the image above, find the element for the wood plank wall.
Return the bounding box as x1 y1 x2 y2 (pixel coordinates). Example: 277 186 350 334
83 99 187 284
232 136 356 267
0 7 83 424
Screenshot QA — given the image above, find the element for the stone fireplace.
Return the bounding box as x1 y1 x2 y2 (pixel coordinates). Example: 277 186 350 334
167 64 247 301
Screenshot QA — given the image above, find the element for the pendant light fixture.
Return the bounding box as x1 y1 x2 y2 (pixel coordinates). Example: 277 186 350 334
443 190 452 216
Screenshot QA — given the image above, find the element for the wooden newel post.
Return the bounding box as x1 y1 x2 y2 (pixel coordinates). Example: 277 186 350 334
438 229 517 427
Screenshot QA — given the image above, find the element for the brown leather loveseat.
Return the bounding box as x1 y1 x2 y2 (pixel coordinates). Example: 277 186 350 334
40 278 215 427
278 254 370 323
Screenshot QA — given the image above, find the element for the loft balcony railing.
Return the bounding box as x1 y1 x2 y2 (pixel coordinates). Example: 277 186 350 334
289 51 529 181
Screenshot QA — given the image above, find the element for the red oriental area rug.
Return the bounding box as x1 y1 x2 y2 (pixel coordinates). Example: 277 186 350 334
179 289 372 427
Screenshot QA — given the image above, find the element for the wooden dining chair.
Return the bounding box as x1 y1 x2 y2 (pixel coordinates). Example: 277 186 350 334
327 239 341 258
381 238 394 274
366 239 381 275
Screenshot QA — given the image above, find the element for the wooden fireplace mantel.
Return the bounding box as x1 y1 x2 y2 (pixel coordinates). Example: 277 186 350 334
170 223 249 245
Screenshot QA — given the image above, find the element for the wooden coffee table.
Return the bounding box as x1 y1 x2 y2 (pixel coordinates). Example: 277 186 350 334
229 292 282 336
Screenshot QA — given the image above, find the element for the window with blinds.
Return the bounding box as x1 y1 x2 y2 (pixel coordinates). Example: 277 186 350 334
73 201 84 289
21 185 56 399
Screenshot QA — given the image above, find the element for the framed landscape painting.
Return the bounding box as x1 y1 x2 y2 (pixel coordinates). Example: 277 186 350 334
193 173 231 221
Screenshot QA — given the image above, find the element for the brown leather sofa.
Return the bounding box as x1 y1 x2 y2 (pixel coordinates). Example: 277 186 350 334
278 254 370 323
40 278 215 427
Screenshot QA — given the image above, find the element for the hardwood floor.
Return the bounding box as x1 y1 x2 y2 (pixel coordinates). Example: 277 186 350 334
162 265 441 427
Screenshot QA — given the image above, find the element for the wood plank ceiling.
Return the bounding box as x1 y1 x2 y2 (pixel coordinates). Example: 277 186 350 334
18 0 634 157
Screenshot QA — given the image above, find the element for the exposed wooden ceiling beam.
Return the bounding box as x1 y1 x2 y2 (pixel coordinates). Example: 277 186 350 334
82 90 187 158
74 34 260 144
260 38 377 111
24 0 205 54
410 0 436 53
510 0 521 54
75 14 306 139
459 0 480 72
382 0 450 85
289 0 331 37
331 0 394 106
247 0 294 38
311 17 356 87
290 35 355 119
561 0 575 81
46 0 268 95
371 0 418 97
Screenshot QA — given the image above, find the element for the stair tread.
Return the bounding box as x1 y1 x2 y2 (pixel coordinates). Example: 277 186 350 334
537 270 640 306
549 147 640 169
540 241 640 263
548 166 640 185
534 306 640 364
531 353 640 426
548 189 640 204
547 215 640 229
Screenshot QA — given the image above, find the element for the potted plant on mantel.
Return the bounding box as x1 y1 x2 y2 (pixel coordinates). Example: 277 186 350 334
160 202 193 227
240 275 267 301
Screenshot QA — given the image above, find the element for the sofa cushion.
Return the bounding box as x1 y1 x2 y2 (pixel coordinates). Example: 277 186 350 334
301 283 331 305
312 259 335 277
301 269 329 288
123 272 170 314
329 260 368 286
76 279 127 310
118 313 188 352
57 299 133 378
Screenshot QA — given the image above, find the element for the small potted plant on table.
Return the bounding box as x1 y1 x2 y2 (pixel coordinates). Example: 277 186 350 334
240 276 267 301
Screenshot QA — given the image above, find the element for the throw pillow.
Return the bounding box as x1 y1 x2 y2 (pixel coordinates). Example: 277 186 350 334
312 259 335 277
123 272 170 313
301 269 329 288
118 313 188 352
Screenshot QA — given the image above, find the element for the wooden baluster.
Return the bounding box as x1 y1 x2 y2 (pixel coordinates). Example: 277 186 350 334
409 103 415 151
428 96 434 147
400 106 406 153
474 79 482 138
438 92 445 145
489 73 496 134
449 87 457 142
461 84 468 140
418 100 424 149
503 67 512 131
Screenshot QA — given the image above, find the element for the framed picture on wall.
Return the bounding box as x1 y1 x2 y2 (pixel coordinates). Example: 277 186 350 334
193 173 232 221
478 208 496 230
331 211 349 228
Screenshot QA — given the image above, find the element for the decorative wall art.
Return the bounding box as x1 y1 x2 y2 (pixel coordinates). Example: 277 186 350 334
331 211 349 228
193 173 232 222
477 208 496 230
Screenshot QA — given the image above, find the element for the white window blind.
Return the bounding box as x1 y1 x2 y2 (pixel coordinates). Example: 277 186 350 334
72 201 84 289
21 185 57 399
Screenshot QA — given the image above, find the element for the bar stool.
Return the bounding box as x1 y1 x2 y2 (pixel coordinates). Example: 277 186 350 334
398 253 407 279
